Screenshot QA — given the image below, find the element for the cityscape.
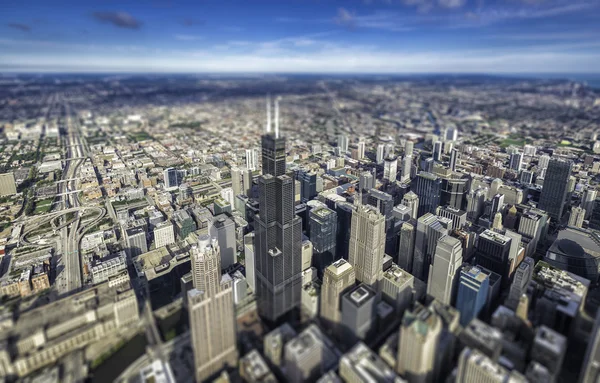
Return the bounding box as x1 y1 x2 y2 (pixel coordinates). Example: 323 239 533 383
1 1 600 383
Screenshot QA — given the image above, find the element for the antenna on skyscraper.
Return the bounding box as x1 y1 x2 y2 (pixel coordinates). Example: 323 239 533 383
274 96 280 138
266 93 271 133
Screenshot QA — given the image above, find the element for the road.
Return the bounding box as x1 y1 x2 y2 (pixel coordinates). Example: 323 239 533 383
56 102 87 295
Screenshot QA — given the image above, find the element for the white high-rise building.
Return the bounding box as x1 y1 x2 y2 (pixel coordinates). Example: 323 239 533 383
154 221 175 249
245 148 259 171
400 155 412 183
188 235 238 382
582 187 597 220
320 259 356 333
358 140 366 160
230 166 243 197
427 236 463 305
349 204 386 288
383 157 398 182
396 305 443 381
338 135 349 153
376 143 385 164
456 348 526 383
402 191 419 220
569 206 586 228
220 187 235 208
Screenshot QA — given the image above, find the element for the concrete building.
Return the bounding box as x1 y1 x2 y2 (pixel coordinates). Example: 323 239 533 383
188 235 238 381
153 220 175 249
239 350 277 382
455 266 490 326
0 173 17 196
284 324 340 383
125 226 148 258
413 214 451 282
581 309 600 383
340 284 376 344
458 319 502 361
398 221 416 272
0 271 138 378
569 206 586 228
402 192 419 220
427 235 463 305
530 326 567 381
396 304 443 382
380 264 422 316
340 342 403 383
384 157 398 182
264 323 297 368
456 348 526 383
210 215 236 270
436 205 467 231
349 204 386 288
320 259 356 333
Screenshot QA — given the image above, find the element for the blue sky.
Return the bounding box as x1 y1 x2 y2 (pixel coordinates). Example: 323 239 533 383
1 0 599 73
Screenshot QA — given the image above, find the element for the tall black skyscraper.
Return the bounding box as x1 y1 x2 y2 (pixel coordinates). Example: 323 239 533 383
261 134 286 177
254 97 303 322
309 206 338 276
413 171 442 217
538 159 572 221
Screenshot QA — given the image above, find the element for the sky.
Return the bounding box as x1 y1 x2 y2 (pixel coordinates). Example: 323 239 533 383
1 0 599 73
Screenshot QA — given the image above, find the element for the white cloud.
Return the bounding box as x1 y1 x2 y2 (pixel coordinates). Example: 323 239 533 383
438 0 467 9
2 45 599 73
174 34 204 41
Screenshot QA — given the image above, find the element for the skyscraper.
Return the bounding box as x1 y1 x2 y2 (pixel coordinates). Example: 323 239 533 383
376 143 385 164
188 235 238 381
210 215 236 270
413 213 451 282
335 202 355 261
402 191 419 220
338 135 349 153
320 259 356 333
383 157 398 181
455 265 490 326
254 99 303 322
230 166 243 197
581 309 600 383
125 226 148 258
359 171 375 193
538 158 572 221
427 235 463 305
164 167 183 189
449 148 459 172
245 148 259 171
509 152 523 171
569 206 586 228
400 154 412 183
582 187 597 220
309 206 338 275
396 304 443 381
298 170 317 202
398 221 416 272
433 141 443 162
348 203 386 288
506 257 534 310
475 230 512 286
456 348 526 383
413 172 442 217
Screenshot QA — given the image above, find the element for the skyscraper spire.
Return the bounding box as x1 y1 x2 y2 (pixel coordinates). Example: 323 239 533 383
275 96 280 138
266 93 271 133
